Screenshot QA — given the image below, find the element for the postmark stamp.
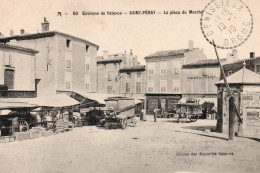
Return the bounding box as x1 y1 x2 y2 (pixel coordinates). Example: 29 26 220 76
200 0 253 49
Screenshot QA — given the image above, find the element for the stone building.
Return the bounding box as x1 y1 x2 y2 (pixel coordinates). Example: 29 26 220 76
97 50 145 99
0 43 38 98
144 41 207 114
0 18 99 97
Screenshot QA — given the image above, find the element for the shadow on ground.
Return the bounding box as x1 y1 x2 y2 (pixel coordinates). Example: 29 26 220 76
174 130 228 141
183 125 217 132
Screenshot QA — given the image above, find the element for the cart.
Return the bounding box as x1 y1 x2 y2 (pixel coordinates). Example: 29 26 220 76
101 97 137 129
172 103 202 123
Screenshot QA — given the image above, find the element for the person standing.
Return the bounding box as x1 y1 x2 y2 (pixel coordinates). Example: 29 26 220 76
154 107 157 122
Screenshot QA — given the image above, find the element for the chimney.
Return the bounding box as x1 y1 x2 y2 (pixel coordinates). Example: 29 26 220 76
20 29 25 35
232 49 238 61
250 52 255 59
10 29 14 36
130 49 133 56
0 32 4 38
189 40 194 51
103 50 108 59
41 17 49 32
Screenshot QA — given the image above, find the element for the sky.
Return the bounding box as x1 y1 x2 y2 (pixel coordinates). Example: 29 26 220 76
0 0 259 65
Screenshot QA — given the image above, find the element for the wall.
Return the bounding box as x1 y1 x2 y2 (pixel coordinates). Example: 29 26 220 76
55 34 97 93
0 48 36 91
182 66 220 96
97 62 121 94
146 55 184 94
8 34 98 96
120 70 145 98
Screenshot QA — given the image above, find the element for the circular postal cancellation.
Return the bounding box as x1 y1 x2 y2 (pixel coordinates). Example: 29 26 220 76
200 0 253 49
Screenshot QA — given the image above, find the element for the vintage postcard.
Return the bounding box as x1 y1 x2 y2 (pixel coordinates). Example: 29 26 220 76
0 0 259 172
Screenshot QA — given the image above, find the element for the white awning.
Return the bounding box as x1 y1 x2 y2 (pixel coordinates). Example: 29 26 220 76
178 97 217 106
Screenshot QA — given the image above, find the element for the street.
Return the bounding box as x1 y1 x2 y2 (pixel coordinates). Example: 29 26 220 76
0 117 260 173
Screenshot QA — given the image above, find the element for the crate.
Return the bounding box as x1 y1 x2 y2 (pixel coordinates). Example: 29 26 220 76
15 132 30 141
41 131 53 137
29 130 42 139
0 136 10 143
9 136 15 142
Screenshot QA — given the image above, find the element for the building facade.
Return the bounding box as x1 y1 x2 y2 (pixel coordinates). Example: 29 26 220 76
181 59 226 105
144 41 207 114
0 43 38 98
222 52 260 78
97 50 145 99
0 18 99 96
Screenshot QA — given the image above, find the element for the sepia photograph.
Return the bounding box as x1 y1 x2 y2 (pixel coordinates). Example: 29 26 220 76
0 0 259 172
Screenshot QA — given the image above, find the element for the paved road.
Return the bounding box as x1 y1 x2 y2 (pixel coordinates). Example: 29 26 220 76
0 117 260 173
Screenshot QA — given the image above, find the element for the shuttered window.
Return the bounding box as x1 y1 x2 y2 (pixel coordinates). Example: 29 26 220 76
4 69 14 89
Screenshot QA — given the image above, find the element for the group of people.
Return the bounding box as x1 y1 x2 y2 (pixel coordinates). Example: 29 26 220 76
139 107 161 122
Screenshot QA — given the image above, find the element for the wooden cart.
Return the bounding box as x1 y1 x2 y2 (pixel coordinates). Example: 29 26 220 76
172 103 202 123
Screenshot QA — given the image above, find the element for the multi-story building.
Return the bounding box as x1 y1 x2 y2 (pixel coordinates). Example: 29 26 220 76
97 50 145 99
222 52 260 78
0 18 99 96
181 59 226 104
0 43 38 98
144 41 207 114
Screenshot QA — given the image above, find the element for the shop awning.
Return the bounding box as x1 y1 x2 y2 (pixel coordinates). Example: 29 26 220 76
0 101 38 110
179 97 217 106
134 99 143 105
0 94 79 109
30 94 80 107
64 90 125 105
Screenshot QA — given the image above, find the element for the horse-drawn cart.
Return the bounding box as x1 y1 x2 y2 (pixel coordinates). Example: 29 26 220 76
101 97 137 129
172 102 202 123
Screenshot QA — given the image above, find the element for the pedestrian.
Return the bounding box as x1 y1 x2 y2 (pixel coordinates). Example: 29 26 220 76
154 107 157 122
141 108 147 121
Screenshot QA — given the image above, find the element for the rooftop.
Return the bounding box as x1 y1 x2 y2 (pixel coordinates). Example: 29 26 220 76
97 57 123 64
183 58 227 68
0 31 99 49
223 56 260 67
216 67 260 85
145 48 197 59
0 43 38 54
119 65 145 72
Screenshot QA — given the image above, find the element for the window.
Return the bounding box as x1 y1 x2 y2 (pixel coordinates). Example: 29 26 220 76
4 69 14 89
108 71 112 81
126 82 131 93
147 80 154 93
65 82 71 89
137 72 142 79
114 63 118 69
172 79 180 93
85 83 90 91
85 76 90 91
148 63 155 75
66 39 71 48
86 45 89 52
136 82 141 93
65 52 72 69
65 72 72 90
173 61 181 74
160 80 167 93
228 70 233 76
85 56 90 72
256 65 260 73
85 64 90 71
202 68 207 76
107 86 112 94
66 59 71 68
127 73 131 79
4 52 12 66
160 62 167 75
